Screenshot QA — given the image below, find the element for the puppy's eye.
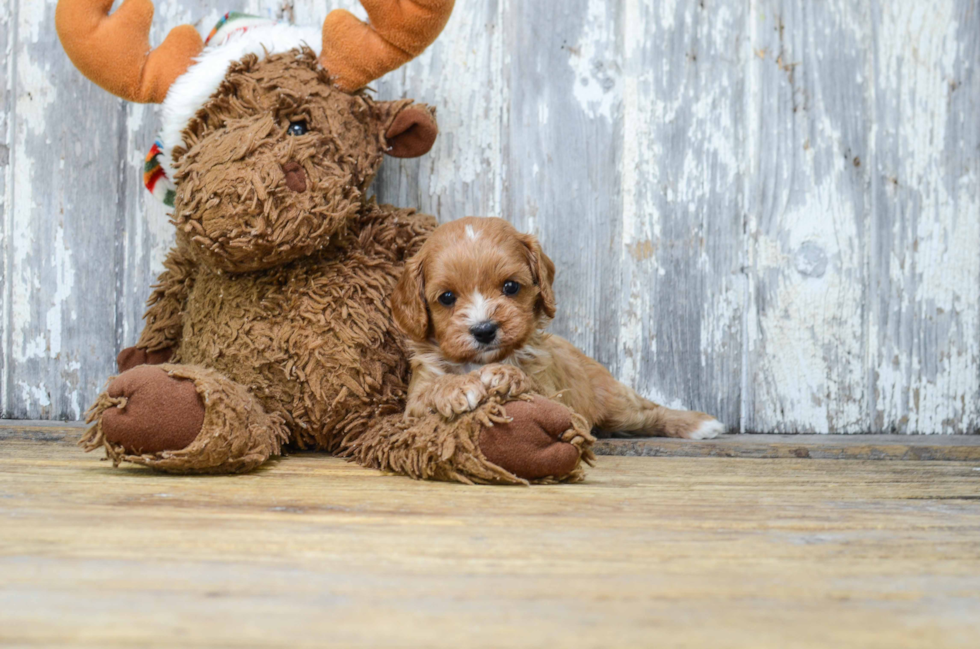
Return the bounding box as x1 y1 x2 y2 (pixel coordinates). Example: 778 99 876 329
502 280 520 296
287 120 309 136
437 291 457 307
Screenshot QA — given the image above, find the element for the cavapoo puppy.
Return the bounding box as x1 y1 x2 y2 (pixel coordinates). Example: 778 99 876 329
392 217 723 439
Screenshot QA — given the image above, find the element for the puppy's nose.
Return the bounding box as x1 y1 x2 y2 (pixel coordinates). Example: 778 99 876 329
470 321 498 345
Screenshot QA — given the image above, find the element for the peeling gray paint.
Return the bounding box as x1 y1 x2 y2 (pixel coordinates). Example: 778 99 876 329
795 242 828 278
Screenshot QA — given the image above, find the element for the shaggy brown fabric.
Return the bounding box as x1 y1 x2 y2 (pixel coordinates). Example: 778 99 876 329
137 244 197 355
80 50 593 484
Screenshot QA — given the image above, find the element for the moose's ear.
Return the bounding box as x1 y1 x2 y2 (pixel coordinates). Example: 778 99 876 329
383 104 438 158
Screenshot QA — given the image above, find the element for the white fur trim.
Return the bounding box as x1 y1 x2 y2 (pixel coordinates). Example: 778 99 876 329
158 23 322 179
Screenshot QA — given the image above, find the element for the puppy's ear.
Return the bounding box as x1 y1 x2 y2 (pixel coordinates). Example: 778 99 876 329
392 251 431 340
520 234 556 319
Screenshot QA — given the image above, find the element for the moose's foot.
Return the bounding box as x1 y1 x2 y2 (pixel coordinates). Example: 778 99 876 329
347 396 594 485
83 364 289 474
101 365 204 454
479 396 595 481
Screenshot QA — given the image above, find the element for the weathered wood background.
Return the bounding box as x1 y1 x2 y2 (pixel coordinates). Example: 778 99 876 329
1 0 978 432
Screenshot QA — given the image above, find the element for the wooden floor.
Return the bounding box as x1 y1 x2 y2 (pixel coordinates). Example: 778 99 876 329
2 426 979 648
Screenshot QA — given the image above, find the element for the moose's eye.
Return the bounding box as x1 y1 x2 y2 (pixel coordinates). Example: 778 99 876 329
287 120 309 136
502 280 520 296
437 291 457 307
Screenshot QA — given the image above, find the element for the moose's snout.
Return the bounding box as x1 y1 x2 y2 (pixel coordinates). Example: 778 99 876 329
282 161 307 193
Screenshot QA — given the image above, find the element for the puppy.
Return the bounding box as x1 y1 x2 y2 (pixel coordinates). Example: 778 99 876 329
392 217 723 439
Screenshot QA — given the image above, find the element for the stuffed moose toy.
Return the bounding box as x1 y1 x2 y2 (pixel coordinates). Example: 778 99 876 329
56 0 594 483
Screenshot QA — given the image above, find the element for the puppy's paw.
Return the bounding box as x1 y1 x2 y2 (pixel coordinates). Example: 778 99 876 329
427 374 488 419
478 364 531 398
672 412 725 439
686 418 725 440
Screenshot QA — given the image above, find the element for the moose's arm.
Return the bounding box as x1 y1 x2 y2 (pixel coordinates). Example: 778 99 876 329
121 244 198 370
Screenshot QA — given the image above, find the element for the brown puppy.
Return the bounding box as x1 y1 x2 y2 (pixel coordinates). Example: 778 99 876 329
392 217 724 439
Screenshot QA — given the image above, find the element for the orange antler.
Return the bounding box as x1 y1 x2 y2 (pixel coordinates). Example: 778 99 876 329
56 0 203 103
320 0 455 92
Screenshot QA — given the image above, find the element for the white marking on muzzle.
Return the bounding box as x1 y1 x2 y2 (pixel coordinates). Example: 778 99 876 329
463 292 491 328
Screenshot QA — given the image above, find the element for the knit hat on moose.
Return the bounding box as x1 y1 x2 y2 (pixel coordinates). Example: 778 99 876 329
55 0 455 205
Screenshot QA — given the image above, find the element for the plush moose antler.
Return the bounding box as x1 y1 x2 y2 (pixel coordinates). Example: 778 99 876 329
57 0 454 99
321 0 455 91
55 0 204 103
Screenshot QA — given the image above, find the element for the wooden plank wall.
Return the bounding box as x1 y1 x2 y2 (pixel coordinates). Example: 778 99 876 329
1 0 977 432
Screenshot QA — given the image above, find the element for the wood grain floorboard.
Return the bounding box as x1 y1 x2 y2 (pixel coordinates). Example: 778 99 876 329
1 433 979 647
